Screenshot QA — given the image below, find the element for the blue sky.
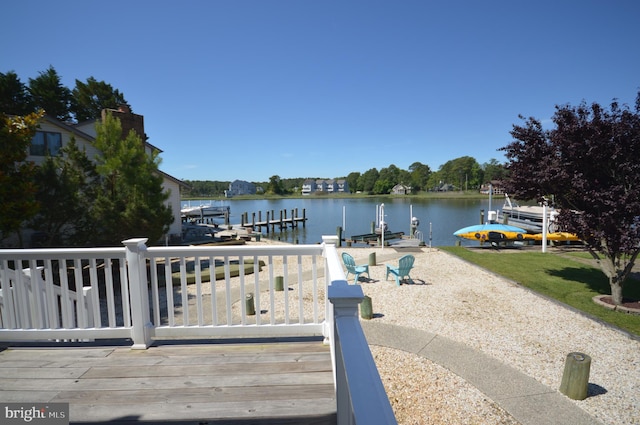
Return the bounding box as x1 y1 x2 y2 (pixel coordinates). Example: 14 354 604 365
3 1 639 182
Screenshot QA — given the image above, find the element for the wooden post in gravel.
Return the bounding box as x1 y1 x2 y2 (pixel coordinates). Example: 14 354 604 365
275 276 284 291
560 352 591 400
360 296 373 320
245 293 255 316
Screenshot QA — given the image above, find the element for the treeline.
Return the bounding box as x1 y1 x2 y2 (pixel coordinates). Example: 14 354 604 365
1 66 128 122
183 157 507 197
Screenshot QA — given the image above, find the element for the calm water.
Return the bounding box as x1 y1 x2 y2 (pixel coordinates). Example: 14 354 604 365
183 197 497 246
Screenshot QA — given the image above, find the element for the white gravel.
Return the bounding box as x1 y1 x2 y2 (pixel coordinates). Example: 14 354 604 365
341 247 639 425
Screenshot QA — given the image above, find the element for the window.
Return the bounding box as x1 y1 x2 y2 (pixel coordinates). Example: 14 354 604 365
30 131 62 156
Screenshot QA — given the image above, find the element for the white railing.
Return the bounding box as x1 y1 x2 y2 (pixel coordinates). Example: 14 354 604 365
0 247 130 341
0 236 396 424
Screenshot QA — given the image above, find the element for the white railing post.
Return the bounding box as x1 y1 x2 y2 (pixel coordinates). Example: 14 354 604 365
329 280 398 425
322 235 341 344
329 279 362 425
123 238 153 349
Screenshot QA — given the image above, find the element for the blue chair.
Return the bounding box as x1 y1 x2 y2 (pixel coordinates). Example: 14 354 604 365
385 254 415 286
341 252 370 284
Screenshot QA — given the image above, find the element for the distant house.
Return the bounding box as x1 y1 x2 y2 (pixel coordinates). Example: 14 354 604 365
302 179 349 195
24 107 188 244
226 180 256 197
480 180 505 195
315 179 328 192
391 184 411 195
434 182 456 192
301 179 315 195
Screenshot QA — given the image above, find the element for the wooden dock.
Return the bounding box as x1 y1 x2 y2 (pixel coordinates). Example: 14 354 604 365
0 338 336 424
350 231 405 244
241 209 307 234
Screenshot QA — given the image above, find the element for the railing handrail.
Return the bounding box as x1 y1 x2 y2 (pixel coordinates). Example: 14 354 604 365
146 244 324 257
0 247 125 260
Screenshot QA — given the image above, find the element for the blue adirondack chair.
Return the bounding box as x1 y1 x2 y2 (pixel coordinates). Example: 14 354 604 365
385 254 415 286
341 252 370 284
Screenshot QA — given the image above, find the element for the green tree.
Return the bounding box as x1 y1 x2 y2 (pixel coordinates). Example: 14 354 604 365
267 175 285 195
482 158 507 183
501 94 640 305
0 71 33 115
438 156 482 190
91 111 173 245
372 179 394 194
408 162 431 191
28 66 72 121
378 164 401 186
345 172 361 193
358 168 379 194
183 180 230 198
71 77 129 122
0 111 43 246
30 138 100 246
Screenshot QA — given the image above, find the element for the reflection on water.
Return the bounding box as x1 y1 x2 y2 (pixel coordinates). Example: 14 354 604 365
186 197 495 247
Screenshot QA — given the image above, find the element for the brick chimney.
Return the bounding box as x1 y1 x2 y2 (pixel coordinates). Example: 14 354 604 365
102 105 147 142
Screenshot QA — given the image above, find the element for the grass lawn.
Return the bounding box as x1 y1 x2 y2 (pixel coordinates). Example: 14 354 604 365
440 246 640 337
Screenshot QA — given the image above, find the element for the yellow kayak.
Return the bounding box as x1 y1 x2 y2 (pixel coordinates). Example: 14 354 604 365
454 224 527 241
522 232 580 241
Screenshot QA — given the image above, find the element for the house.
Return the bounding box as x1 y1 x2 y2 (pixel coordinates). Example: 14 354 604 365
480 180 506 195
302 179 349 195
25 107 188 244
391 184 411 195
337 179 349 193
315 179 328 192
225 180 256 197
301 179 315 195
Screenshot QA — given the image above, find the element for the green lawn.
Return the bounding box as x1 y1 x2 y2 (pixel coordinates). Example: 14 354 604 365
440 246 640 337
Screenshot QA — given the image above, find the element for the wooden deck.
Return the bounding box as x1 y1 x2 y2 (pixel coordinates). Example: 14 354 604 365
0 338 336 424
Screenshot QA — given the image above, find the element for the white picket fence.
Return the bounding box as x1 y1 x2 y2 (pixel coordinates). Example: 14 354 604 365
0 236 396 424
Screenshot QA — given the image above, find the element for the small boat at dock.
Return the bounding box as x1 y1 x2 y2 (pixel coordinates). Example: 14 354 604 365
497 194 558 233
181 202 230 218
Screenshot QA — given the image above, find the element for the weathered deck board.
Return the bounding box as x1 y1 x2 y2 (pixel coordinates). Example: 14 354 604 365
0 339 336 424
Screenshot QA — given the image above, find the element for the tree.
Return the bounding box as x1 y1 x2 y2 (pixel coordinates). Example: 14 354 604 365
30 138 100 246
28 66 72 122
372 179 394 195
0 71 33 115
408 162 431 192
91 111 173 246
358 168 379 194
437 156 482 190
183 180 230 198
501 94 640 305
71 77 129 122
0 111 44 246
345 172 361 193
482 158 507 183
378 164 402 185
267 175 285 195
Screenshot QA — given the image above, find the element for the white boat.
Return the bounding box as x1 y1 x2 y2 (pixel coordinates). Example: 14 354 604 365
498 194 558 233
181 202 230 218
